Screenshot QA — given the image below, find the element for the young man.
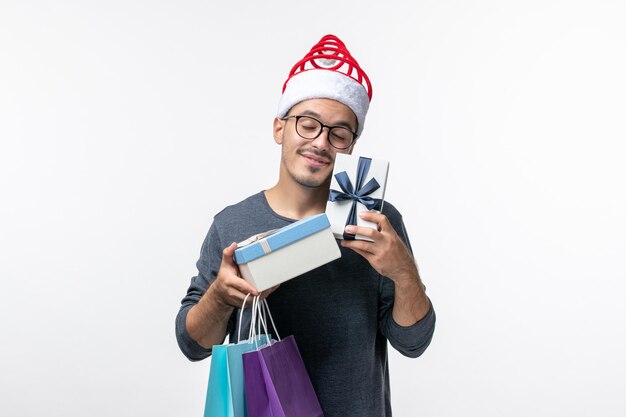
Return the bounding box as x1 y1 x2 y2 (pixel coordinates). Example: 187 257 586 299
176 35 435 417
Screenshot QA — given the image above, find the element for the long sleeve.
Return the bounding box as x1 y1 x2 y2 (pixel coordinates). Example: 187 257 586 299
175 222 235 361
379 277 436 358
378 204 436 358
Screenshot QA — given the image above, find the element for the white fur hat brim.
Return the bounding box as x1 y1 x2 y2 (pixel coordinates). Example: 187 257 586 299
277 69 370 137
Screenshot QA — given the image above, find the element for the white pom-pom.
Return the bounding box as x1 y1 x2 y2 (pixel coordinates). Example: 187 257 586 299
317 58 338 68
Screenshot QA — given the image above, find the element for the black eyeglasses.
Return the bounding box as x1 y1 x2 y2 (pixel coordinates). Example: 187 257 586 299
282 115 358 150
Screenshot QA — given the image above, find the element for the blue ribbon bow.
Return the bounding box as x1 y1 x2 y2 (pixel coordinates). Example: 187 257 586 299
328 157 382 240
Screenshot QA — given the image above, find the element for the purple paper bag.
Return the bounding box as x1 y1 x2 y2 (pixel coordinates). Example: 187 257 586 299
243 335 324 417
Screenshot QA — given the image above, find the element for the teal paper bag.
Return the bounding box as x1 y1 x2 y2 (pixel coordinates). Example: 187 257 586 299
204 336 269 417
204 345 233 417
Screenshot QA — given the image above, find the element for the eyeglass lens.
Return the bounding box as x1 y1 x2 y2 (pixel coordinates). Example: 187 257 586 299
295 116 354 149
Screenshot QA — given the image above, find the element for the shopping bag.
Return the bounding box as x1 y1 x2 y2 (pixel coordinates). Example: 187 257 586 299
242 301 324 417
204 344 233 417
203 295 271 417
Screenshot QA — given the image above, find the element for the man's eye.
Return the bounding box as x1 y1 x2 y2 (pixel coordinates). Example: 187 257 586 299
331 130 351 142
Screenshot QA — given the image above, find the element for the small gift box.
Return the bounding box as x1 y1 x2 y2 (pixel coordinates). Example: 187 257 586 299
325 154 389 241
233 213 341 292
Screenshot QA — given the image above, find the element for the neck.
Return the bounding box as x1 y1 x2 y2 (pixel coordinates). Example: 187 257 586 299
264 177 330 221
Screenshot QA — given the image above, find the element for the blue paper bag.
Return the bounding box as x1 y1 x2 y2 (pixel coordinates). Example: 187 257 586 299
204 336 269 417
204 344 234 417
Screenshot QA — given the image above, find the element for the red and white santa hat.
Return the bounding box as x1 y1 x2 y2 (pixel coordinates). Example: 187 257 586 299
277 34 372 137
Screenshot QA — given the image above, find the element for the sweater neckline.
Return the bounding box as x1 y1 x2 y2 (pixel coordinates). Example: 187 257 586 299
257 191 298 224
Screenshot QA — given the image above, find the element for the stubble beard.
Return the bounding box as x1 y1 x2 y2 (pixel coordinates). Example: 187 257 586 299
294 165 332 188
284 148 334 189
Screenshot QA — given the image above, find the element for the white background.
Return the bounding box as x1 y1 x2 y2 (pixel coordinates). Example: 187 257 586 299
1 1 625 416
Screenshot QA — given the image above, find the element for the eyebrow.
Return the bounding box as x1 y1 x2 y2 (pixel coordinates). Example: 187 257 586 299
298 110 357 132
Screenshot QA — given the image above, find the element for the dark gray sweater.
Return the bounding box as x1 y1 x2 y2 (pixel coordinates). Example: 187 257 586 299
176 192 435 417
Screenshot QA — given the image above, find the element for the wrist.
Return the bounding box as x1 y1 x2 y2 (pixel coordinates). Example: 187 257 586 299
391 265 421 289
394 279 422 297
202 284 235 318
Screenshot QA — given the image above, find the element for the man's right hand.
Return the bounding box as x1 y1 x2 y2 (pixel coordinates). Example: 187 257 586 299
208 242 262 309
186 242 279 348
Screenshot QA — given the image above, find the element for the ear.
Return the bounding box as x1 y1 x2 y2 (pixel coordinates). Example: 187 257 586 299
273 117 285 145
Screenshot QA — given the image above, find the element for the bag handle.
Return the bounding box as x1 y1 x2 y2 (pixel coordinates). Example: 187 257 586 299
250 296 266 349
248 295 262 342
238 292 282 348
237 293 252 343
238 293 273 344
250 296 282 348
260 298 281 342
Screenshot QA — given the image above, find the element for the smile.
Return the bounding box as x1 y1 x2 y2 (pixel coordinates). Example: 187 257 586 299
301 153 331 167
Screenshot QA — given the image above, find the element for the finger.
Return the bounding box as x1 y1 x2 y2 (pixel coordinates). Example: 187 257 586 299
345 224 379 240
241 292 258 307
222 285 258 308
341 238 377 255
220 243 242 277
222 242 238 265
360 212 392 232
359 211 386 224
228 275 259 297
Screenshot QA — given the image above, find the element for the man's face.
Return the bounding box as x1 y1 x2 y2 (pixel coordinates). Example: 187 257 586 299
273 98 358 189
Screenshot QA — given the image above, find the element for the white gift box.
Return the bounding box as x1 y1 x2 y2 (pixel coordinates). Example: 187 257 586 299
325 154 389 241
233 213 341 292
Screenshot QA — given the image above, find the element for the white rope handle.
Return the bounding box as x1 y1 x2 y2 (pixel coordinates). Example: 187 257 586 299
249 295 259 343
261 298 281 341
237 293 252 343
239 294 281 349
252 296 272 349
256 296 272 347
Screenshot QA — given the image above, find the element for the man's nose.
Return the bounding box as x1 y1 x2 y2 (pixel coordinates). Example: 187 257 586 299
310 127 331 150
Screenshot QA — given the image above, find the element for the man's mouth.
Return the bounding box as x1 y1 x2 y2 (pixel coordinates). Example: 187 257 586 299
300 151 331 167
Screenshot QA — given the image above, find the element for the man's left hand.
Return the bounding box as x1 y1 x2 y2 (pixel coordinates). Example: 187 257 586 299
340 211 418 285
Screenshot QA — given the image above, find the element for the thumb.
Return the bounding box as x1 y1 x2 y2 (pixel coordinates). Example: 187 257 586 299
221 242 239 270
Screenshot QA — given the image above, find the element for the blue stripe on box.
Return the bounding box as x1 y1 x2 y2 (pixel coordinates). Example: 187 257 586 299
234 213 331 264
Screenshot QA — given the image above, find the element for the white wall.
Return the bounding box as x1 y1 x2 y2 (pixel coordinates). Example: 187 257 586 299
1 1 625 416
